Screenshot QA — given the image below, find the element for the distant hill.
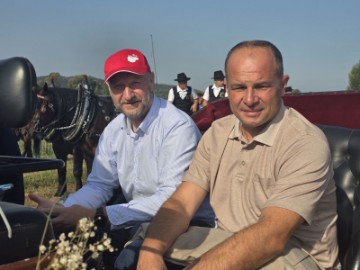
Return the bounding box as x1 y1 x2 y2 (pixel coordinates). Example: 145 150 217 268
37 74 201 99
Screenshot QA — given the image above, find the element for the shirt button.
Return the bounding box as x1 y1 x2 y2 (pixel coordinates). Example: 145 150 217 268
241 161 246 166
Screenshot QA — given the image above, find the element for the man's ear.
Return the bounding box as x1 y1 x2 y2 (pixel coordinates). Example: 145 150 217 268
281 74 290 96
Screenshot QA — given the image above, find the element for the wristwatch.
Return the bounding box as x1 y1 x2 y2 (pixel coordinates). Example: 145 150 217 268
94 207 109 229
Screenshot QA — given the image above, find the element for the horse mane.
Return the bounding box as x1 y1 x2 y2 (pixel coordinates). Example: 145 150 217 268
47 87 79 126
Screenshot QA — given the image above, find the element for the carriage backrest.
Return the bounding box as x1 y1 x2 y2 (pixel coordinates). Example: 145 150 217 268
191 91 360 133
191 98 231 134
0 57 37 128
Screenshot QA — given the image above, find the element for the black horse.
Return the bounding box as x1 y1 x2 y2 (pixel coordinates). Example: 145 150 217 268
34 83 117 196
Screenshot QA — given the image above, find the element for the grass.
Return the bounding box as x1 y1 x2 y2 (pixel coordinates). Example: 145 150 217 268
21 140 82 207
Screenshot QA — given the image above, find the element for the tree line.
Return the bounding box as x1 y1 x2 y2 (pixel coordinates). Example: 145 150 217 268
37 60 360 98
37 72 173 98
348 60 360 90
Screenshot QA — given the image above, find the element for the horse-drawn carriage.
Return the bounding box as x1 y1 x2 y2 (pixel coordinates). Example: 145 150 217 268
1 56 360 269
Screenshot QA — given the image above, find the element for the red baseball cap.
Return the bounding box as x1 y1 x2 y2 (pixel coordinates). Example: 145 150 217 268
104 49 151 82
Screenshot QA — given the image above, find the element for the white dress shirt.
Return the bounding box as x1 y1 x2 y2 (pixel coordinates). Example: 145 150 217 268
203 84 228 101
168 85 198 102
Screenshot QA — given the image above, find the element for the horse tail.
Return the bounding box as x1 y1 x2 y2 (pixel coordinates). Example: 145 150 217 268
33 136 41 157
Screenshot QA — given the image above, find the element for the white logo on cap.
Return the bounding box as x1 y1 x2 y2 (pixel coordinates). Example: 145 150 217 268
127 54 139 63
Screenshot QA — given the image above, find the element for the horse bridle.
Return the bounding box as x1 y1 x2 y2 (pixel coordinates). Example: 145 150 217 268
34 93 78 139
36 94 55 113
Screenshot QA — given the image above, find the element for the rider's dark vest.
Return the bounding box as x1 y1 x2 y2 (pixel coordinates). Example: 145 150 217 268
172 86 193 115
208 85 226 103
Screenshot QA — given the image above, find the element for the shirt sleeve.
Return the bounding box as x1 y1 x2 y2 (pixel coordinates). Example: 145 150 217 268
61 130 119 208
191 88 199 99
203 87 210 101
168 88 175 102
265 135 333 224
182 129 212 191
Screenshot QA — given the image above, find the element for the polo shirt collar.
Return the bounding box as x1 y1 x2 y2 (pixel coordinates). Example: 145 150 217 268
255 102 286 146
229 101 286 146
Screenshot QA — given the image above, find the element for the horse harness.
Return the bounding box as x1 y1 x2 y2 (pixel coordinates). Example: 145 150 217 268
35 85 116 144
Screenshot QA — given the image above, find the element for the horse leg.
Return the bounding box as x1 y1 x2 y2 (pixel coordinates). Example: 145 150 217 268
24 137 33 157
33 136 41 158
52 143 68 196
55 160 67 197
73 146 83 190
84 155 93 177
81 138 96 186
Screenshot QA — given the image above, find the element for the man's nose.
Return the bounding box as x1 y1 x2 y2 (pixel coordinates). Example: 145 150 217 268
243 89 259 106
123 87 135 99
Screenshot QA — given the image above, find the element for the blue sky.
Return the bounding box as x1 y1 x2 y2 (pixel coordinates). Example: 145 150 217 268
1 0 359 93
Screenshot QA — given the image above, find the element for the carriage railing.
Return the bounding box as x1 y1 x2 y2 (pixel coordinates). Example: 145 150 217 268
0 155 64 175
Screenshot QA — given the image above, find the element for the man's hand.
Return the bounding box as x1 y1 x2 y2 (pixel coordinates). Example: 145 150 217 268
137 249 167 270
50 205 96 231
28 193 62 212
191 103 198 113
137 182 207 269
29 193 95 231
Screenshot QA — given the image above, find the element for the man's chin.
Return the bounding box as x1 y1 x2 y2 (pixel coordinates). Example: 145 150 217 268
123 110 140 118
123 109 146 121
121 103 140 110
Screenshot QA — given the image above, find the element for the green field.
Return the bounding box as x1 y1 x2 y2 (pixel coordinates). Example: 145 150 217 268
21 140 81 207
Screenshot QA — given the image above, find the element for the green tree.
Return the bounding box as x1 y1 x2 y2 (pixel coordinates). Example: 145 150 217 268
68 75 85 89
67 75 109 95
37 77 46 88
48 72 61 86
292 88 301 94
37 72 62 88
348 60 360 90
88 76 108 95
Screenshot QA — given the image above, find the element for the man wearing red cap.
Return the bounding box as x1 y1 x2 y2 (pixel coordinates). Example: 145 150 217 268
30 49 214 269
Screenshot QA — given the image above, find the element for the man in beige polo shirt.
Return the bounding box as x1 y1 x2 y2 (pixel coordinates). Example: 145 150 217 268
137 40 340 270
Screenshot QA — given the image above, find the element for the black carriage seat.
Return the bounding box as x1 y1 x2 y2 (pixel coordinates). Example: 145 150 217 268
0 57 37 128
191 98 360 270
317 125 360 269
0 57 63 266
0 201 54 265
0 57 38 206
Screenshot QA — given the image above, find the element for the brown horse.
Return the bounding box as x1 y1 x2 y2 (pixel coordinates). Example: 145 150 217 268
34 83 117 196
13 118 41 158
